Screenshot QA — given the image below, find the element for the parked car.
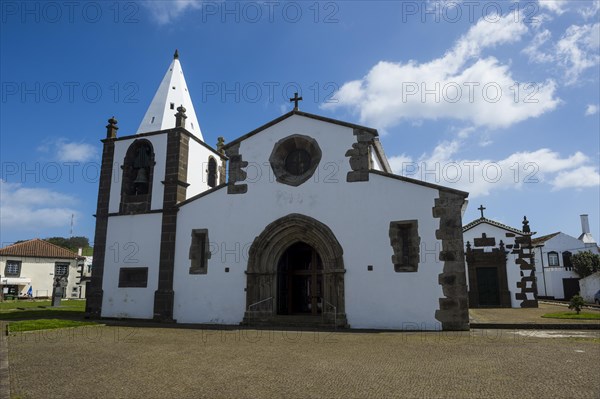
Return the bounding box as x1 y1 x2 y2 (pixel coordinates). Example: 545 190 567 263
595 290 600 305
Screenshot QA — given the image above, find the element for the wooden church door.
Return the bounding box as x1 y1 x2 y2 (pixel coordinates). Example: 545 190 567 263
277 242 323 315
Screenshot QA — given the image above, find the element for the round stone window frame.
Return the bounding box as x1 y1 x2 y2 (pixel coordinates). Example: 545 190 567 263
269 134 322 187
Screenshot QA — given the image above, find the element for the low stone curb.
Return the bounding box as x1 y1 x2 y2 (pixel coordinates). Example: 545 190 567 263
471 323 600 330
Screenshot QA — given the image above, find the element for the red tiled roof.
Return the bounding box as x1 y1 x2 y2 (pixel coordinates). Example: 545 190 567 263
0 239 84 259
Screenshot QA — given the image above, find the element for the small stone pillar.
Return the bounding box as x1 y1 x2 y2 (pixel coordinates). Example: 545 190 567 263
175 105 187 128
106 116 118 139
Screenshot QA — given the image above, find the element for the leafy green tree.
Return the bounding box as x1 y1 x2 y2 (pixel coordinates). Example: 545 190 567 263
571 251 600 278
568 295 585 314
44 236 91 253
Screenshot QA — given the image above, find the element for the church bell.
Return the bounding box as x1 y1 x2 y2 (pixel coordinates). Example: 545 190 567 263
134 168 149 185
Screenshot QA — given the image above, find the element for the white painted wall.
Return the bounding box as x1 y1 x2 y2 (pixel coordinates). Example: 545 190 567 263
186 140 222 199
579 272 600 303
534 232 600 299
462 223 529 308
170 115 450 330
0 256 79 298
101 213 162 319
108 134 168 213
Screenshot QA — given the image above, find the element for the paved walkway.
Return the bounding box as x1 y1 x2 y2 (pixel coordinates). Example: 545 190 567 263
469 303 600 325
8 325 600 399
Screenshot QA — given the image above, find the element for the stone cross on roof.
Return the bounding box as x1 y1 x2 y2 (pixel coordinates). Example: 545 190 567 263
478 205 486 218
290 92 302 110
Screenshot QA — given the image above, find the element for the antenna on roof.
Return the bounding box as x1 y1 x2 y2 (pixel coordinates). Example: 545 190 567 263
70 214 74 237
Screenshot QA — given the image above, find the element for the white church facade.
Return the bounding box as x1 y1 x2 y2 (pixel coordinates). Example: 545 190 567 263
462 209 538 309
86 52 470 331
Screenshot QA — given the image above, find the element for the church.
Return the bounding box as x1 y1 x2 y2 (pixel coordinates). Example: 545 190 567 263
86 52 470 331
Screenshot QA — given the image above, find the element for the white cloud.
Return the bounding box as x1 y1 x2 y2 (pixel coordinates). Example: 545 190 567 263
37 139 98 162
0 180 79 231
538 0 568 15
141 0 202 25
585 104 599 116
389 142 597 197
523 29 554 63
324 13 560 130
552 166 600 189
556 23 600 85
578 0 600 20
525 23 600 85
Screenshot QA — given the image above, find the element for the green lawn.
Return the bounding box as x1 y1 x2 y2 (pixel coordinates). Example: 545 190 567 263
8 319 98 333
542 312 600 320
0 299 85 311
0 300 86 320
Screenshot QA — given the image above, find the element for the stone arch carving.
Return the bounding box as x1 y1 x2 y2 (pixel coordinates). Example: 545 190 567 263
244 213 347 326
120 139 156 214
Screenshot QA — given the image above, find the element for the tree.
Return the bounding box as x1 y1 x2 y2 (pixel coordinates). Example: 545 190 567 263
44 236 91 253
571 251 600 278
568 295 585 314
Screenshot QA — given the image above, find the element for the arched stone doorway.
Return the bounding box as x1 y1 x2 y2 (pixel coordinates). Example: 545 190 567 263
243 214 346 327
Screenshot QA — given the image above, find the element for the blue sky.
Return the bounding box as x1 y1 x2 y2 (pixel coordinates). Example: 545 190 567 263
1 0 599 246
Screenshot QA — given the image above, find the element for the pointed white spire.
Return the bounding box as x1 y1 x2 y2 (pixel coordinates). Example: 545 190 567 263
136 50 203 139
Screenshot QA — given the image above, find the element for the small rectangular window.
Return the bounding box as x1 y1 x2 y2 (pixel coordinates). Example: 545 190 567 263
118 267 148 288
5 260 21 276
189 229 210 274
55 263 69 277
170 103 175 110
548 252 560 267
389 220 420 272
151 116 155 123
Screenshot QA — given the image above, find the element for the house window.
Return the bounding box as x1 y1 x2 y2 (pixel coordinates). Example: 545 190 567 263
118 268 148 288
5 260 21 276
548 251 559 267
562 251 573 270
55 263 69 277
389 220 420 272
207 157 217 188
189 229 210 274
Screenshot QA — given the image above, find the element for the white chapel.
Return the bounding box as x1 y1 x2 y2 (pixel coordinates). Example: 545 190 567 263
86 52 470 331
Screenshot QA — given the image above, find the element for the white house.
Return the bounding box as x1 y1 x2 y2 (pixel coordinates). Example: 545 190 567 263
462 207 538 308
532 215 599 300
0 239 86 299
579 272 600 304
85 51 471 331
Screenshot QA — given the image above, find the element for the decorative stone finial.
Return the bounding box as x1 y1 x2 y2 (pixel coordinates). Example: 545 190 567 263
175 105 187 128
217 136 225 155
106 116 118 139
174 49 179 59
466 241 471 251
522 216 530 233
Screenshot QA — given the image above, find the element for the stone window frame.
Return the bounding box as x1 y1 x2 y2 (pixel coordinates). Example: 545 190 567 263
5 260 21 277
207 156 217 188
118 267 149 288
547 251 559 267
189 229 211 275
269 134 322 187
54 263 69 278
389 220 420 272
